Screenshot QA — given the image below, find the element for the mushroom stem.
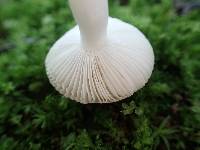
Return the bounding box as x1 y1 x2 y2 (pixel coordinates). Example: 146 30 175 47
69 0 108 49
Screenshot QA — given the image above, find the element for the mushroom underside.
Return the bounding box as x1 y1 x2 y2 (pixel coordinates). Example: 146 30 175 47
45 18 154 104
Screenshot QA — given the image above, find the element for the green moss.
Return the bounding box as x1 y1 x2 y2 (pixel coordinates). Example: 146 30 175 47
0 0 200 149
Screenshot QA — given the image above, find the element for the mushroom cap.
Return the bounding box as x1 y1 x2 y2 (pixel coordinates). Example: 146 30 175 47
45 17 154 104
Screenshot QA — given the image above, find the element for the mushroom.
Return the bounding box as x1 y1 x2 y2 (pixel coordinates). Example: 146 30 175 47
45 0 154 104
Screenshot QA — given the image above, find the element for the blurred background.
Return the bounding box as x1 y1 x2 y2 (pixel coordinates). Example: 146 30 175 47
0 0 200 149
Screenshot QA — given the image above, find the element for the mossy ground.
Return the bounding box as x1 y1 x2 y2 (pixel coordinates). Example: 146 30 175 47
0 0 200 149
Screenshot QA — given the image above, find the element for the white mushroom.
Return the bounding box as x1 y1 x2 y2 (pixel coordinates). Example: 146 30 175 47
45 0 154 104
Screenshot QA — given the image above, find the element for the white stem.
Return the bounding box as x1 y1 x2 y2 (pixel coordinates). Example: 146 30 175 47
69 0 108 48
